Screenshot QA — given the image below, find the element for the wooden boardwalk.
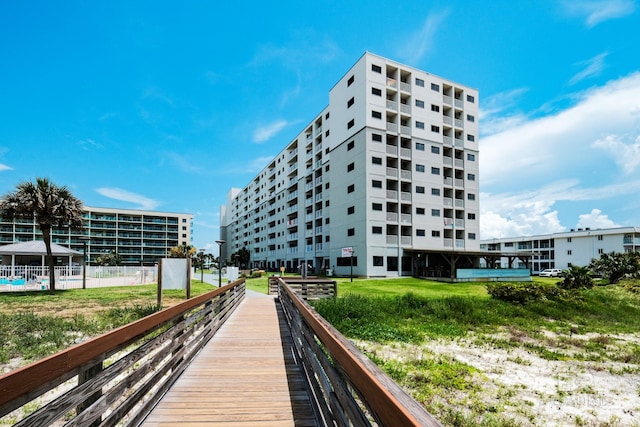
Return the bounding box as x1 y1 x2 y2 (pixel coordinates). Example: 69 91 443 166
141 291 319 427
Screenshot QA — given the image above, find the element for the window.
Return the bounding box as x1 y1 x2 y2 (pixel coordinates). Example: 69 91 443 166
416 229 426 237
416 186 425 194
387 256 398 271
431 209 440 217
372 226 383 234
347 97 355 108
431 125 440 133
431 167 440 175
467 134 475 142
415 142 425 151
415 99 425 108
431 188 440 196
347 184 355 193
467 213 476 220
347 162 355 172
372 203 383 211
415 121 425 129
347 75 354 86
467 193 476 200
347 206 355 215
597 235 603 240
372 180 382 188
567 237 572 242
431 104 440 112
467 94 475 103
467 114 475 122
432 230 441 237
347 228 355 236
467 153 476 161
467 173 475 181
372 111 382 119
371 87 382 96
468 233 476 240
373 256 384 266
431 83 440 91
431 145 440 154
372 156 382 165
372 133 382 142
415 164 425 172
372 64 382 73
598 248 604 254
567 250 572 255
346 141 355 152
347 119 354 129
415 78 425 87
416 207 425 215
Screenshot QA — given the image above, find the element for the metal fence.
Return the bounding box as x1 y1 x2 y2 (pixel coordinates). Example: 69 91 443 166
0 265 158 292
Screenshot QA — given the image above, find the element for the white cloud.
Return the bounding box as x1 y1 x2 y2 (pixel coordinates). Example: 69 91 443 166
480 180 640 239
592 134 640 174
96 187 160 210
0 163 12 172
77 138 103 151
569 52 608 85
396 10 449 64
480 72 640 187
252 120 288 143
562 0 636 27
576 208 620 229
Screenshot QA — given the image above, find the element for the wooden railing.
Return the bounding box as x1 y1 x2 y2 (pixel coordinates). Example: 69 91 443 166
268 276 337 299
0 279 246 426
276 277 442 427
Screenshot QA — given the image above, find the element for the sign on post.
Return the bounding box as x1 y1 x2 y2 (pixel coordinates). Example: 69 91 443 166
341 247 353 258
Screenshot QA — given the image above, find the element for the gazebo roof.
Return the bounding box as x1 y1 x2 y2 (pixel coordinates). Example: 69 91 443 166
0 240 81 256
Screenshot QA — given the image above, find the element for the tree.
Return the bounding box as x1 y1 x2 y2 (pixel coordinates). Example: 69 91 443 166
590 252 640 284
0 178 85 294
168 244 196 259
96 250 121 266
559 265 594 290
193 250 207 282
230 247 250 268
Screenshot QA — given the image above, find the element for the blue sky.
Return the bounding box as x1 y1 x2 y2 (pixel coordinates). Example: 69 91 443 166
1 0 639 254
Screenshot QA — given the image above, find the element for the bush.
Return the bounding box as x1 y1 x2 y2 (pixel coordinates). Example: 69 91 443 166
486 282 563 304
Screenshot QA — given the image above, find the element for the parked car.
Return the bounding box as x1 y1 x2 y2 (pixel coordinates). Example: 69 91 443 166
539 268 563 277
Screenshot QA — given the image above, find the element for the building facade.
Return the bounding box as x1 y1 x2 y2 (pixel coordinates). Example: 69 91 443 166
0 206 194 266
221 52 480 277
480 227 640 273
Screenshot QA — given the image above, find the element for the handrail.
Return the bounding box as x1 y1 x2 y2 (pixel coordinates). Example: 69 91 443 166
277 277 441 427
0 279 246 426
268 276 336 299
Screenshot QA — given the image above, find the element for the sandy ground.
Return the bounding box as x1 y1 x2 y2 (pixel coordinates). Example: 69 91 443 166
360 332 640 426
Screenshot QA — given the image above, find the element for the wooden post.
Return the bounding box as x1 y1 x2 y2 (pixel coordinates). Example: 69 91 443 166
77 362 103 427
186 258 192 300
157 260 163 309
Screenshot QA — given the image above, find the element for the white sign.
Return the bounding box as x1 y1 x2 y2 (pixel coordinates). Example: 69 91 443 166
341 247 354 257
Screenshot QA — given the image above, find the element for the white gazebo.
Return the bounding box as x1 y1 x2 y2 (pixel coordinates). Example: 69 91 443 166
0 240 82 278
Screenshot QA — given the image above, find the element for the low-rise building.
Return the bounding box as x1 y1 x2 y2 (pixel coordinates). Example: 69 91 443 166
480 227 640 273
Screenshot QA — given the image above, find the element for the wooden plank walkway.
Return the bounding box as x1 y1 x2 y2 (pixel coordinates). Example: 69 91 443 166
141 290 319 427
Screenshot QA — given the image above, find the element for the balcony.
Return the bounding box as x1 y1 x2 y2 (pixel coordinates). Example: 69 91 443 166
399 125 411 135
443 95 452 105
386 235 398 244
399 82 411 93
386 122 398 133
387 212 398 222
401 214 411 223
386 77 397 89
386 190 398 200
386 145 397 155
400 192 412 202
386 167 398 177
386 100 397 110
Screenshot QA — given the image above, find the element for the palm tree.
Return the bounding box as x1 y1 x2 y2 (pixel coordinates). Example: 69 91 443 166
0 178 85 294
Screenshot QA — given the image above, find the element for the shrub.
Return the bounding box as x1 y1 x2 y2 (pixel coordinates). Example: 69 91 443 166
486 282 562 304
559 265 594 290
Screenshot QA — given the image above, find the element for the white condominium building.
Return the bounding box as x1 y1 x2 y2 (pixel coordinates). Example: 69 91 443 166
480 226 640 273
0 206 194 266
221 52 480 278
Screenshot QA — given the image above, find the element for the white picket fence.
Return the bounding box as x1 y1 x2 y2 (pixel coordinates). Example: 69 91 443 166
0 265 158 292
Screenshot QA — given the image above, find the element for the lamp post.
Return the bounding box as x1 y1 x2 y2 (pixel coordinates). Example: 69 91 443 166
350 250 355 282
79 236 90 289
215 240 225 287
